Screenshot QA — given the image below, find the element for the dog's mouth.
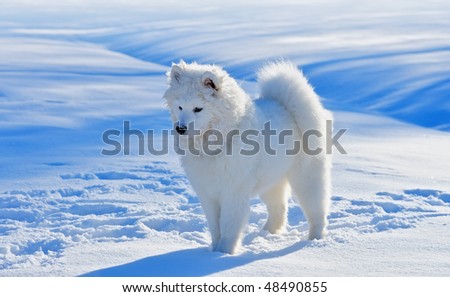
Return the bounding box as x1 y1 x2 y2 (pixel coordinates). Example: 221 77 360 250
175 124 187 135
173 121 209 138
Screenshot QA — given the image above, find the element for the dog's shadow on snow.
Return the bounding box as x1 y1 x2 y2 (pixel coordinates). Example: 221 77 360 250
81 241 311 277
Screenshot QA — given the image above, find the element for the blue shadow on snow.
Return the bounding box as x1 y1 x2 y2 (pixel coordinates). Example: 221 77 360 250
81 240 311 277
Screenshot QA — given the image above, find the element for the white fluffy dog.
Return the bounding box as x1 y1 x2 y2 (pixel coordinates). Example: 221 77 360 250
163 60 331 254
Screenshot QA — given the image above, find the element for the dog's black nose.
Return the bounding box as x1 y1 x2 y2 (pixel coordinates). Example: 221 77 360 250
176 125 187 135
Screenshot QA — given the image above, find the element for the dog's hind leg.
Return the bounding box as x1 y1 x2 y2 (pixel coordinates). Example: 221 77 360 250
261 178 289 234
288 157 330 240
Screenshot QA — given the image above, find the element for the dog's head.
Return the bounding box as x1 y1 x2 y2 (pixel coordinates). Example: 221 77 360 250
163 60 249 138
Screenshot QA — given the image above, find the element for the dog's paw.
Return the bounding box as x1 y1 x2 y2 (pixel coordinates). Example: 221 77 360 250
262 222 286 235
213 239 239 255
308 226 327 240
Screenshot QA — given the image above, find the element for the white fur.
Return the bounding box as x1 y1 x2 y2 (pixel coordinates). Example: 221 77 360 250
163 60 332 254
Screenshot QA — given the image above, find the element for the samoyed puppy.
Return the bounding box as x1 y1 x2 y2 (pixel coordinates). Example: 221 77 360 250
163 60 331 254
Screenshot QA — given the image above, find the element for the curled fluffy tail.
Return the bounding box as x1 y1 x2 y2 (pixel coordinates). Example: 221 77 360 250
257 61 331 133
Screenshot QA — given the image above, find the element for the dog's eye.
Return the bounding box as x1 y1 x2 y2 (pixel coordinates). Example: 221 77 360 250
178 106 182 111
193 107 203 113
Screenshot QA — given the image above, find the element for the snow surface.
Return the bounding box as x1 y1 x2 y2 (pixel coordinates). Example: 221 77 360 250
0 0 449 276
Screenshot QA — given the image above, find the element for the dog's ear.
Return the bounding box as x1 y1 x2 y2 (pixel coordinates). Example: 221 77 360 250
168 64 183 84
202 71 222 92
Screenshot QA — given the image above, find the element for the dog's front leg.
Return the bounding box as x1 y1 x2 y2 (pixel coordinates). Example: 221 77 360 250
200 198 221 250
215 196 249 254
